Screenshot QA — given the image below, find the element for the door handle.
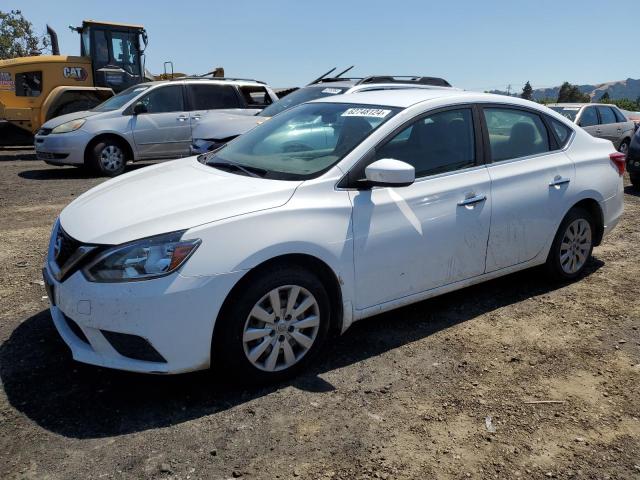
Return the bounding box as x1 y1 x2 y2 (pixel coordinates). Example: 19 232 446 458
549 176 570 187
177 115 188 122
192 115 201 121
457 194 487 207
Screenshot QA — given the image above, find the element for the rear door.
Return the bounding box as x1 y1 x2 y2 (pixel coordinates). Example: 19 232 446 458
186 83 244 128
131 84 191 159
596 105 619 145
481 105 575 272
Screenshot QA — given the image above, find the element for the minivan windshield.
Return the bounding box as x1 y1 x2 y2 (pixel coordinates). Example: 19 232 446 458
549 106 580 121
259 85 349 117
204 102 400 180
92 84 150 112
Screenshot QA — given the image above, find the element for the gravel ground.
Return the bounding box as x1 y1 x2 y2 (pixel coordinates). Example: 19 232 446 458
0 150 638 480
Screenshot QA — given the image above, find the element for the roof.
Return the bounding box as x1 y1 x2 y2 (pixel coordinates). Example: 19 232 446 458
0 55 89 68
310 89 484 108
548 103 614 108
146 77 268 87
83 20 145 30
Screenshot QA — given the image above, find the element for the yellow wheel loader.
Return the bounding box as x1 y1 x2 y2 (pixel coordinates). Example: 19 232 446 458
0 20 149 141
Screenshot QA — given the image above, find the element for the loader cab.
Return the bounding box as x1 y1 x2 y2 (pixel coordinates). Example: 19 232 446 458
78 21 147 93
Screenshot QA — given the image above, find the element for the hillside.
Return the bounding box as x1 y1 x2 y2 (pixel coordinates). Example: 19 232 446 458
489 78 640 102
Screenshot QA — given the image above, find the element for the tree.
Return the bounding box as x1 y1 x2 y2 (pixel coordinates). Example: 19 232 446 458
557 82 590 103
521 81 534 100
0 10 49 60
599 91 610 101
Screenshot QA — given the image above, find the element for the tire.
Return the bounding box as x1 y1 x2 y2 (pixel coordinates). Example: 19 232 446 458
618 139 630 156
88 139 127 177
51 99 99 119
213 265 331 384
631 175 640 190
545 207 595 281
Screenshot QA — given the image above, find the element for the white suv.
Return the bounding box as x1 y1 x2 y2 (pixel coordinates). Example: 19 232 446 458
44 89 624 382
190 74 456 154
34 78 278 176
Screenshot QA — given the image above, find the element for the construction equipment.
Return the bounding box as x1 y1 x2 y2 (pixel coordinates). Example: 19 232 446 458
0 20 149 136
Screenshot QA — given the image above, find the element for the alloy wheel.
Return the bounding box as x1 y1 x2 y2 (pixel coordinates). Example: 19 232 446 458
100 145 125 172
242 285 320 372
559 218 592 274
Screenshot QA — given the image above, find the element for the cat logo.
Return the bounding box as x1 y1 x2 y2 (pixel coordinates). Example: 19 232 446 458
63 67 88 81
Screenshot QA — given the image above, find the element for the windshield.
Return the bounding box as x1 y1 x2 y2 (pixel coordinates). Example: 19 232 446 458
259 85 349 117
549 106 580 121
92 84 150 112
204 102 400 180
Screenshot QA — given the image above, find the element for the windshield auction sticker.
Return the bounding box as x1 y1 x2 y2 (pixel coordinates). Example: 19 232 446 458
341 108 391 118
322 88 343 94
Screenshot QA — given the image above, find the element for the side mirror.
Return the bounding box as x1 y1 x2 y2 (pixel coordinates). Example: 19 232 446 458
133 102 148 115
364 159 415 187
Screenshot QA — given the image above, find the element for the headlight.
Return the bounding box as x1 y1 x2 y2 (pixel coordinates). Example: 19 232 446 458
51 118 86 134
83 231 200 282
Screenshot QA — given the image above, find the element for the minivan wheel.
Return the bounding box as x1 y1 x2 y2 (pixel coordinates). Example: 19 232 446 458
618 139 630 156
89 140 127 177
213 265 330 384
546 207 594 280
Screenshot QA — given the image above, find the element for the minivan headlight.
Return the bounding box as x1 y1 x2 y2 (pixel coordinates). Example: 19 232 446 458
84 231 200 282
51 118 86 134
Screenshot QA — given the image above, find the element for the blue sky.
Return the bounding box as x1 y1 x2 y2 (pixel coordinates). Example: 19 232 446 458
7 0 637 91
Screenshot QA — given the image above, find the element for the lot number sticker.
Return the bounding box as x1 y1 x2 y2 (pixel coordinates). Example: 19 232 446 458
341 108 391 118
322 88 342 94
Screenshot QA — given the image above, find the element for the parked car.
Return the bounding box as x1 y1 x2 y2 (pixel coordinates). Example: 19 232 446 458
548 103 635 155
626 127 640 188
620 109 640 131
34 77 278 176
43 89 624 382
190 74 455 154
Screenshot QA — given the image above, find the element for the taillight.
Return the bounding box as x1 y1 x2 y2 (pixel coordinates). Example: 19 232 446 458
610 152 626 175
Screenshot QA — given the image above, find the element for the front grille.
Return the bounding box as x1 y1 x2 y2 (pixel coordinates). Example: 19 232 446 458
101 330 167 363
55 227 82 269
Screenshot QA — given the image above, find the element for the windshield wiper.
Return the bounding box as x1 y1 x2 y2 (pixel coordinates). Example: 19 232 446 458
207 159 267 178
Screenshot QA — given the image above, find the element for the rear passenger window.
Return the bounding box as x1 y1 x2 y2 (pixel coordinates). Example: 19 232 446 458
597 106 616 124
483 108 550 161
189 84 241 110
579 107 598 127
375 108 476 177
548 117 572 147
239 86 273 107
612 107 627 123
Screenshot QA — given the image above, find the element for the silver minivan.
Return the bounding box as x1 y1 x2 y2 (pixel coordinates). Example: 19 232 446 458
34 78 278 176
548 103 635 154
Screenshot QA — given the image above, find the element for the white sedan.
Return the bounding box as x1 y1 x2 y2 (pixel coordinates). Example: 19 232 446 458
43 89 625 382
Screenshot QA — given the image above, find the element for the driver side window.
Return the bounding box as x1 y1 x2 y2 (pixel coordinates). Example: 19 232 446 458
375 108 476 178
139 86 184 114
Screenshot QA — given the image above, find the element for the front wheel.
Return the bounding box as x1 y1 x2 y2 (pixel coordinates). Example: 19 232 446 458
618 139 630 156
89 140 127 177
545 207 594 281
213 265 331 384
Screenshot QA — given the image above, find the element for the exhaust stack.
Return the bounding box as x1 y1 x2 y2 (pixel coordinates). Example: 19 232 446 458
46 25 60 55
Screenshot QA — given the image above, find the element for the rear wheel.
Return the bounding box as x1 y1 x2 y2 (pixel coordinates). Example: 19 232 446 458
546 207 594 281
213 265 330 384
88 139 127 177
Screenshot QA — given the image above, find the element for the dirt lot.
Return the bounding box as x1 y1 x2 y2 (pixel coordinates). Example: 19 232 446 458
0 149 638 480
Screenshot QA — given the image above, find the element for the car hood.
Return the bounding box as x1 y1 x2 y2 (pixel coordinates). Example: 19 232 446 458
59 157 301 245
42 110 102 129
191 112 270 140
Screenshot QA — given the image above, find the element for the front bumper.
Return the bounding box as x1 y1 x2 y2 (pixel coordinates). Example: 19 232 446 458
34 129 92 166
43 263 244 374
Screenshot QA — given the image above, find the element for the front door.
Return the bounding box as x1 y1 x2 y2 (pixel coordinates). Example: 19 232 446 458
481 106 575 271
132 84 192 159
350 107 492 309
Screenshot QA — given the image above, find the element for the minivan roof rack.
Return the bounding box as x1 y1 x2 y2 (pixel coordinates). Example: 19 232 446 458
174 74 266 85
356 76 452 87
